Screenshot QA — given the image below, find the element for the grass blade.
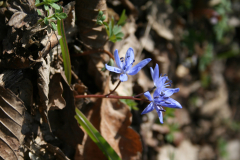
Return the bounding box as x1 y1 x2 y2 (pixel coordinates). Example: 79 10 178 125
57 19 71 84
75 108 121 160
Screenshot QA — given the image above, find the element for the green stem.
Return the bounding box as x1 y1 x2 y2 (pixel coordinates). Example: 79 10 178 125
37 14 55 24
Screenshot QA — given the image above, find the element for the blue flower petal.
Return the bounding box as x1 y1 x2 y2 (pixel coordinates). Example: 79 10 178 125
157 76 168 86
144 91 153 101
105 64 122 73
164 88 180 97
157 98 182 109
125 47 134 68
153 86 164 98
150 67 154 82
141 102 154 115
119 73 128 82
157 110 163 124
153 64 159 85
114 49 123 69
127 58 152 75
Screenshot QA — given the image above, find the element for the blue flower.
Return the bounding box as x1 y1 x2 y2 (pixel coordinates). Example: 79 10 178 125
150 64 172 88
105 47 152 82
141 75 182 123
150 63 160 86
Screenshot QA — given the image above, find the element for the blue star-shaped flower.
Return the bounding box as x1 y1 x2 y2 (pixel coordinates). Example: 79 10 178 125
150 64 172 88
105 47 152 82
141 71 182 123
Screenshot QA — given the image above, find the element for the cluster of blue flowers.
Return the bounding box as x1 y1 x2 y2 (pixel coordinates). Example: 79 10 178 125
105 47 182 123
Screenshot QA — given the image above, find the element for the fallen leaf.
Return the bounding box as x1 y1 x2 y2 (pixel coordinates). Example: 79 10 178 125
148 15 174 41
7 0 37 29
36 55 50 122
75 79 142 160
8 11 28 28
48 73 84 148
0 85 26 160
48 73 66 110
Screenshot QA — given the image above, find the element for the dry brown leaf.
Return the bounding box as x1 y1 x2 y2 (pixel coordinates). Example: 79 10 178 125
27 136 70 160
37 55 50 122
7 0 37 29
0 0 56 70
0 85 26 160
149 15 174 40
8 11 28 28
76 80 142 160
48 73 66 110
49 73 84 148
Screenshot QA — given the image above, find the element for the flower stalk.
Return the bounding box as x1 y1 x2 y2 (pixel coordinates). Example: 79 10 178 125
105 81 121 97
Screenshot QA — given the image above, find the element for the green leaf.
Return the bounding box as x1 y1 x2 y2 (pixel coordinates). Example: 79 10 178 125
44 4 49 10
57 19 71 84
35 0 40 5
55 14 62 20
108 19 113 37
115 37 123 42
57 12 67 19
100 15 106 21
37 9 42 15
44 17 49 25
50 16 58 20
103 22 108 26
97 20 103 25
49 2 60 10
117 9 127 26
98 10 104 17
49 0 59 2
50 22 57 31
113 25 122 35
55 7 63 13
75 108 121 160
115 32 124 38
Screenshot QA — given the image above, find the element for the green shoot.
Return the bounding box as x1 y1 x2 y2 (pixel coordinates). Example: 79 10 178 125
57 18 72 84
97 10 127 43
75 108 121 160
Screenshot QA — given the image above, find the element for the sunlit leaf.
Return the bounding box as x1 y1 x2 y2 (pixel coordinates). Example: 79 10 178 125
49 2 60 10
117 9 127 26
44 4 49 11
37 9 42 15
35 0 40 5
50 22 57 31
